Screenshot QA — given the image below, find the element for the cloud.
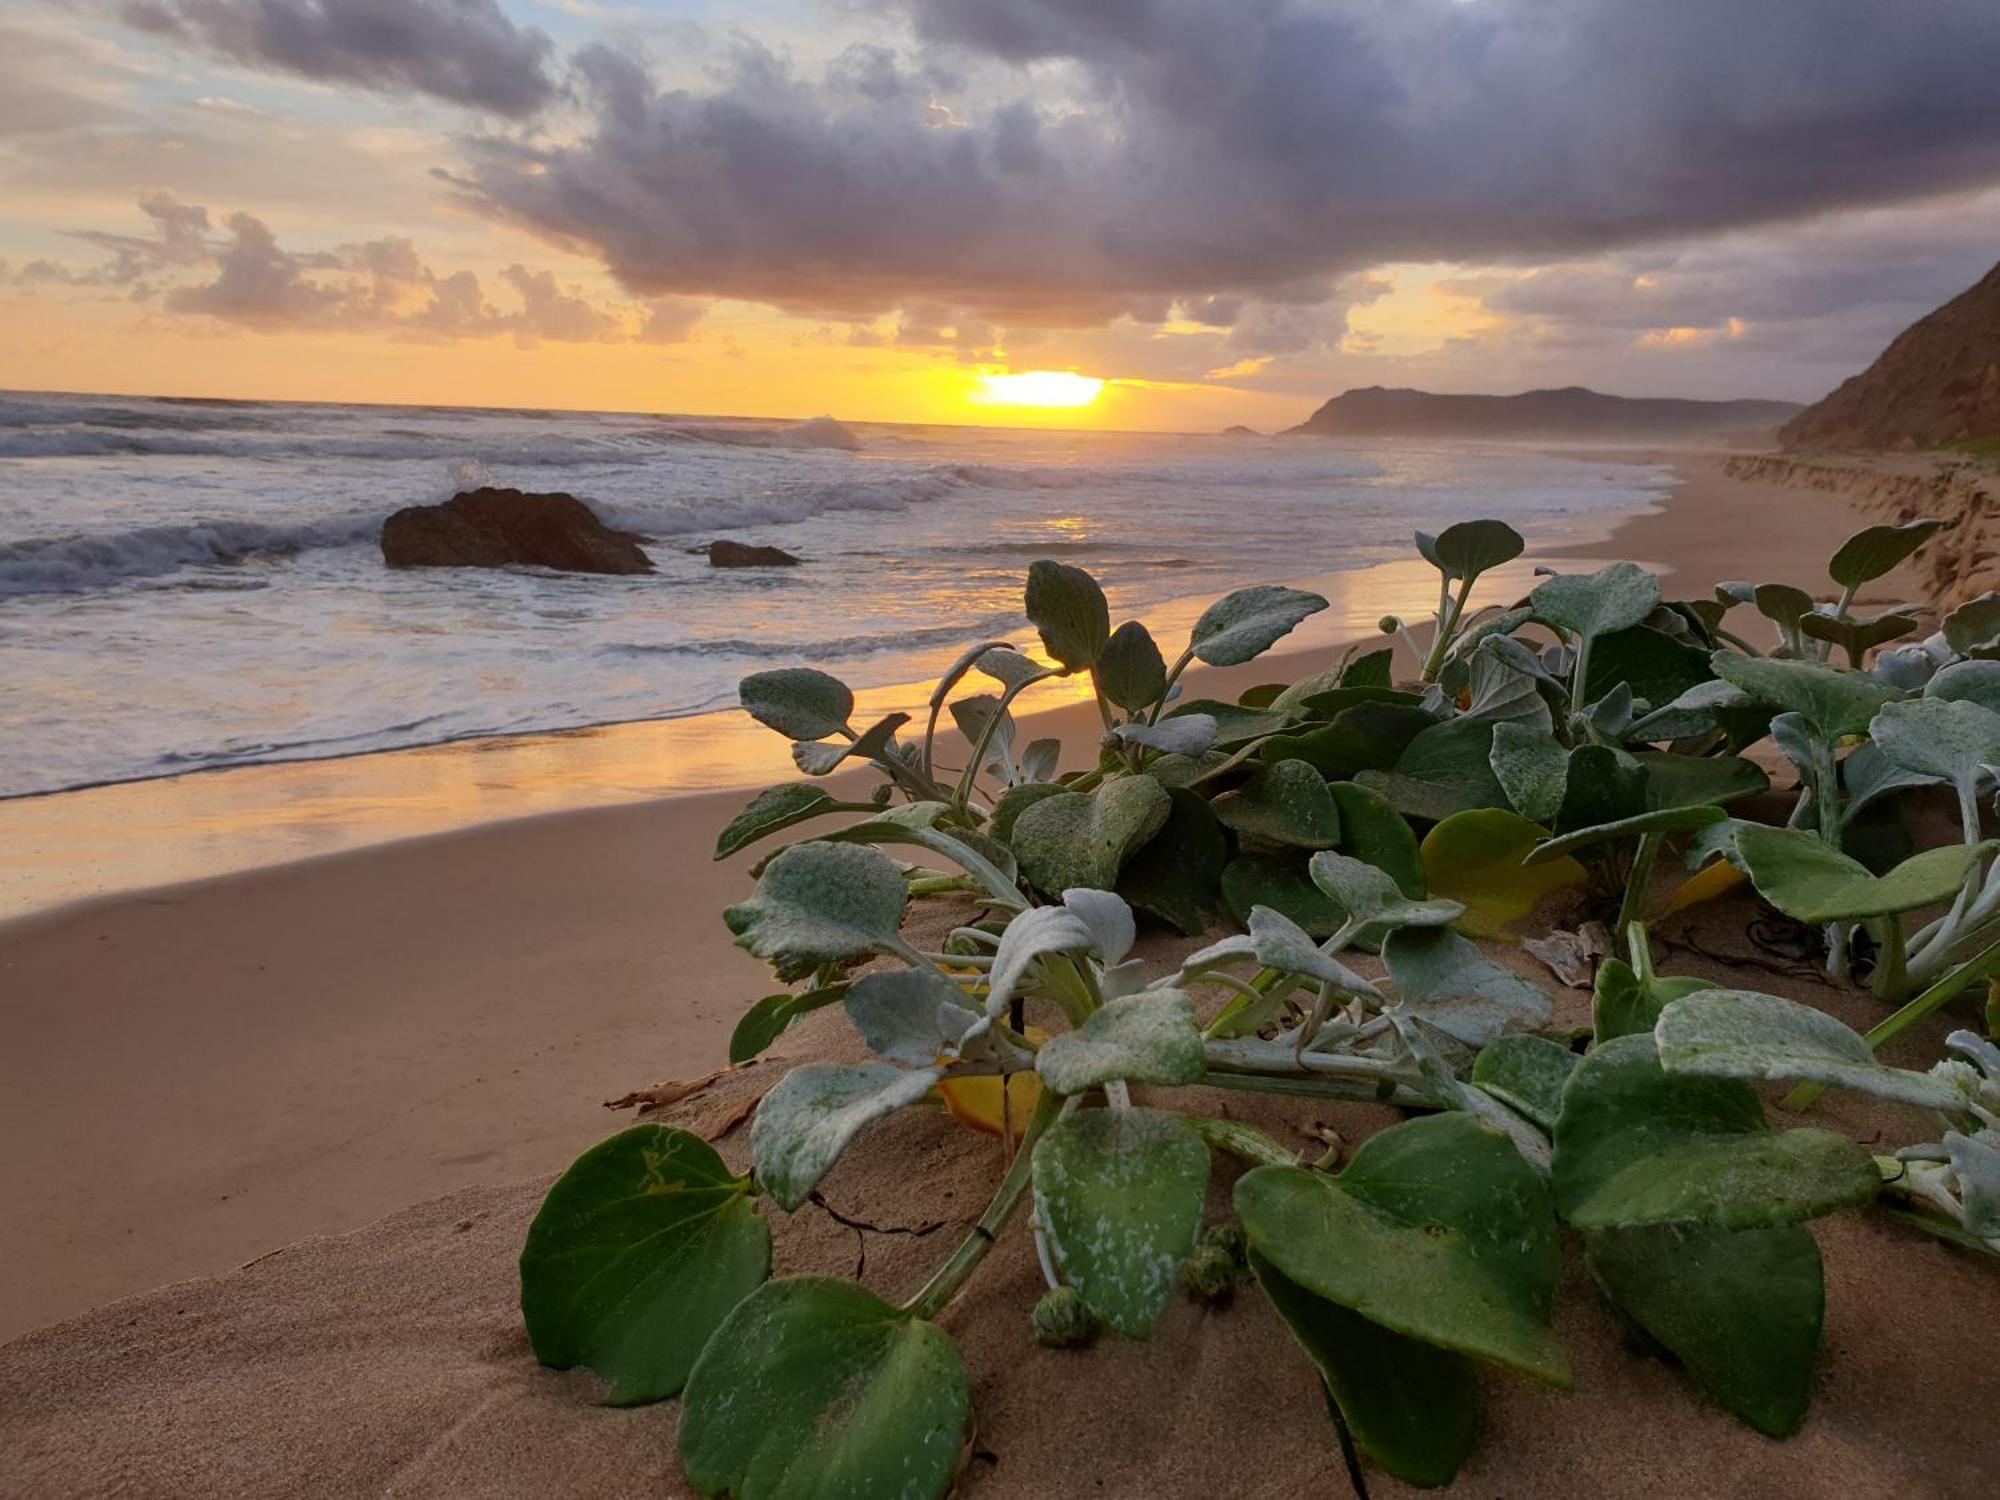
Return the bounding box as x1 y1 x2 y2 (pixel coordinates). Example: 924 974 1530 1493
121 0 556 116
447 0 2000 332
16 195 707 345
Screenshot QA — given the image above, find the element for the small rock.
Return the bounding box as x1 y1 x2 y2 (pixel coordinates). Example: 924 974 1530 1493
704 540 803 568
381 487 652 575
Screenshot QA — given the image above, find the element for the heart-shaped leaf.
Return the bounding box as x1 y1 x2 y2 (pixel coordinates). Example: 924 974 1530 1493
729 984 849 1064
1211 759 1342 848
1025 558 1110 671
1011 774 1172 895
1032 1107 1209 1337
1117 786 1226 935
1461 643 1553 731
991 781 1065 844
1251 1253 1480 1489
1354 716 1509 822
1328 781 1427 897
1586 1223 1823 1437
1420 808 1588 939
1711 652 1899 740
752 1062 942 1210
1096 619 1168 711
522 1126 771 1404
1634 751 1770 811
1308 849 1465 933
1554 744 1648 836
716 784 877 861
844 970 981 1066
1655 988 1966 1109
1625 678 1758 743
1381 925 1554 1047
1222 856 1340 937
1235 1113 1570 1385
1871 695 2000 820
1471 1035 1577 1132
1551 1034 1879 1232
1490 721 1570 826
1925 658 2000 714
1584 624 1715 709
1735 823 1990 922
679 1278 967 1500
724 841 909 981
1264 702 1437 779
1419 518 1525 583
1035 991 1205 1094
1531 562 1661 646
1828 517 1947 589
739 667 854 741
1944 592 2000 656
1189 585 1329 666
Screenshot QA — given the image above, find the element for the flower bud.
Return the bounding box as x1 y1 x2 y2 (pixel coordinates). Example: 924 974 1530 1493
1031 1286 1096 1348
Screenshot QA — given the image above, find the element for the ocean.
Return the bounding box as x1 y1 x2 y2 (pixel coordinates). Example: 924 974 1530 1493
0 390 1673 800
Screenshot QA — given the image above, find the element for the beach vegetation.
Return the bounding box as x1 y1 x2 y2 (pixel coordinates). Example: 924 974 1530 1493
523 513 2000 1493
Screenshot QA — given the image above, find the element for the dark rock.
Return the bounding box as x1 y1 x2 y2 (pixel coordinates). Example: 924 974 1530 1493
703 540 803 568
380 488 652 575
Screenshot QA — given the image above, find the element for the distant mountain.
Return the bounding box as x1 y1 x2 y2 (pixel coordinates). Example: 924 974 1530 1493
1781 261 2000 451
1285 385 1800 441
1220 424 1263 437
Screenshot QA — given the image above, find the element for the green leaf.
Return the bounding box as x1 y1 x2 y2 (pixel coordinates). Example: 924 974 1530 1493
1329 781 1427 898
723 841 909 981
1592 960 1707 1045
1632 751 1769 811
751 1062 942 1210
1036 991 1205 1094
1871 695 2000 816
1342 646 1394 689
1527 804 1725 866
1626 678 1758 743
1381 925 1554 1047
739 668 854 741
1554 744 1647 837
1799 610 1920 661
1460 643 1553 732
1032 1107 1209 1337
1308 849 1464 933
1828 517 1947 589
1471 1035 1577 1132
729 984 848 1065
1010 774 1172 895
679 1277 968 1500
1096 620 1168 712
1234 1113 1570 1386
991 781 1064 844
1654 988 1967 1109
1584 624 1715 709
1551 1034 1879 1231
1420 518 1525 583
1189 585 1328 666
1530 562 1661 646
793 711 911 776
1163 698 1290 747
844 970 982 1066
1251 1253 1480 1490
1354 716 1509 822
1943 592 2000 656
1585 1224 1823 1437
522 1126 770 1405
716 784 875 861
1261 701 1436 779
1736 823 1990 922
1222 856 1340 937
1420 807 1588 939
1211 758 1343 848
1490 722 1570 826
1025 558 1110 671
1711 652 1899 740
975 646 1049 689
1118 787 1227 935
1926 657 2000 715
1114 715 1218 758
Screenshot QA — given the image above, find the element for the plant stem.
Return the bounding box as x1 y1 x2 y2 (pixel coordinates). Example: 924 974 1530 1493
951 670 1053 813
1197 1069 1427 1106
1147 647 1198 725
1614 832 1662 949
1783 932 2000 1111
902 1089 1061 1321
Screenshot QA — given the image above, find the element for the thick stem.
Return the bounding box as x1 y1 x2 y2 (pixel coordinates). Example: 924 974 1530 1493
902 1089 1062 1321
1197 1069 1429 1107
1869 912 1908 1002
1614 833 1662 950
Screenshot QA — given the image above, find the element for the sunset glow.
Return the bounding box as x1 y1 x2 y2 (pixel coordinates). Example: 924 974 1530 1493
970 371 1107 409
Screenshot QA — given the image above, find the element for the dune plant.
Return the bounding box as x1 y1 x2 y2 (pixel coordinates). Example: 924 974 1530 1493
521 513 2000 1495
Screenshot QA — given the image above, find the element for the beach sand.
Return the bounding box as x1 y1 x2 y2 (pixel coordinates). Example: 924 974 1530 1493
5 449 1989 1497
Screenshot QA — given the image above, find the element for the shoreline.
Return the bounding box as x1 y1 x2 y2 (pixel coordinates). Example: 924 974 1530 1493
0 448 1878 1341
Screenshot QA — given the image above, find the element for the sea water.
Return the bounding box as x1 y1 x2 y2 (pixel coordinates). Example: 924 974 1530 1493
0 390 1672 799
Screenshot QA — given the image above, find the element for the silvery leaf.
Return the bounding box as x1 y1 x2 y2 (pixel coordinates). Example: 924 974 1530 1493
723 841 909 980
740 667 854 741
1381 926 1553 1048
1062 887 1137 967
1115 714 1219 758
1020 737 1062 783
792 712 911 776
844 970 979 1067
1035 991 1206 1094
1625 678 1756 743
752 1062 943 1210
1531 563 1662 646
985 904 1098 1018
1188 586 1329 667
1307 850 1464 933
1944 1130 2000 1239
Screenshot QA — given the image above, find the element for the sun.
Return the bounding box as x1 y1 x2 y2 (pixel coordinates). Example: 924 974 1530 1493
971 370 1106 408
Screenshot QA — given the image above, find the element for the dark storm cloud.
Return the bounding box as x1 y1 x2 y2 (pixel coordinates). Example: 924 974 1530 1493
449 0 2000 325
121 0 555 117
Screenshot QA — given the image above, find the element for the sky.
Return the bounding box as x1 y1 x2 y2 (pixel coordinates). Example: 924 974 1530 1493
3 0 1999 432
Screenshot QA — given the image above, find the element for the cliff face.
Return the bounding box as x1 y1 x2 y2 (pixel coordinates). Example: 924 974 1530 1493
1780 262 2000 452
1286 386 1799 441
1723 454 1995 607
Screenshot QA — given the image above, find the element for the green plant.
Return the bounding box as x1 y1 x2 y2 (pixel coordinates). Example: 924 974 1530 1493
523 515 2000 1495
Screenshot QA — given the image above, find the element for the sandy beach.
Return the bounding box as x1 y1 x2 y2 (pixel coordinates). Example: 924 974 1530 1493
0 451 1900 1340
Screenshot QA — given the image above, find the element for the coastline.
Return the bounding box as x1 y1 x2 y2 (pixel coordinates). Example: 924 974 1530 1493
0 449 1879 1340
